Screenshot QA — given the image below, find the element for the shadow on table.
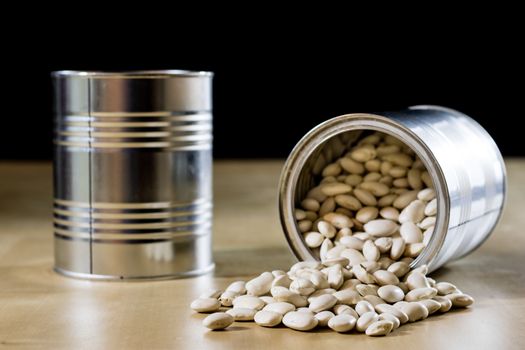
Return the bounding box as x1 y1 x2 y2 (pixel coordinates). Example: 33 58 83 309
213 247 296 277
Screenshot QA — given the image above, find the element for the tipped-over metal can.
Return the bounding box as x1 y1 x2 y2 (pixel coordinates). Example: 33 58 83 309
279 106 506 272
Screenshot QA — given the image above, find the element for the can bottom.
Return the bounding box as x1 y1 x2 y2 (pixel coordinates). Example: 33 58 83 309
53 263 215 281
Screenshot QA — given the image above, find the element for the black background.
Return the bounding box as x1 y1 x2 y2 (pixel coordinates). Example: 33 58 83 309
2 15 523 159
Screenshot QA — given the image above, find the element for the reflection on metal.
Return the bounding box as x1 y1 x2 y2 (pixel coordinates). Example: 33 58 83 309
53 70 214 280
279 106 506 272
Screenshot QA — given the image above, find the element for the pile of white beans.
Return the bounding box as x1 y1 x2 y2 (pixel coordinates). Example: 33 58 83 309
190 132 474 335
191 261 473 335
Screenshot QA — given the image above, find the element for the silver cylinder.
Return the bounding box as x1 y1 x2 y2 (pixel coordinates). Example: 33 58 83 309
52 70 214 280
279 105 506 272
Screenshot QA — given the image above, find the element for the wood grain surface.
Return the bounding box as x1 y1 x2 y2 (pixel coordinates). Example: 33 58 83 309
0 160 524 349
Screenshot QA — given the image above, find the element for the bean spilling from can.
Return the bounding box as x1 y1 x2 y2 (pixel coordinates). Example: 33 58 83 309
192 261 473 335
191 132 474 335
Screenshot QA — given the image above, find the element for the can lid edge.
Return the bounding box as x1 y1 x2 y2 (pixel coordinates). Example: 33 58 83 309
51 70 214 78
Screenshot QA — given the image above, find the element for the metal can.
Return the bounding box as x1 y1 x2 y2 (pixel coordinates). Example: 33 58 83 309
279 105 506 272
52 70 214 280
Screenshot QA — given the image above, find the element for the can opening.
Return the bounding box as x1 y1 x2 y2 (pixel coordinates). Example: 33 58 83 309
279 113 449 271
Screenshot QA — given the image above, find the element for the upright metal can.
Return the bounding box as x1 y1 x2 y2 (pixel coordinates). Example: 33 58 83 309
52 70 214 280
279 106 506 272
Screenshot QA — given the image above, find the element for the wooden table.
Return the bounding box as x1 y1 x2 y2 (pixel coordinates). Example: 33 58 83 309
0 160 524 349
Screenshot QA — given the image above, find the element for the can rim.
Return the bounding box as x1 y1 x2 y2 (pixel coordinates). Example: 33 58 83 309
278 113 450 271
51 70 214 78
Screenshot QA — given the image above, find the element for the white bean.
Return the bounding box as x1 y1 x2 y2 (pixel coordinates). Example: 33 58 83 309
315 310 335 327
233 295 266 310
374 237 393 253
322 163 342 177
435 282 458 295
298 220 312 233
373 270 400 286
301 198 320 211
400 222 423 243
418 216 436 230
356 311 379 332
317 221 336 238
323 212 354 229
379 206 399 221
363 240 380 261
304 231 324 248
246 272 274 296
378 194 398 207
397 302 429 322
365 160 382 173
433 296 453 312
353 264 375 284
404 243 425 258
356 206 379 223
377 285 405 303
425 198 437 216
445 293 474 307
345 174 363 187
356 284 379 297
405 287 438 302
295 209 307 220
191 298 221 313
254 310 283 327
377 312 400 329
354 188 377 206
328 314 357 332
355 300 375 316
282 311 318 331
290 278 316 296
364 219 399 237
272 274 292 288
421 171 433 188
406 272 431 290
321 183 353 196
333 289 362 305
407 168 423 190
339 236 364 250
226 281 247 295
398 200 426 223
393 190 418 209
308 294 338 313
387 261 410 278
340 157 365 175
375 303 409 324
418 299 442 314
382 153 413 167
417 188 436 201
202 312 234 330
226 307 257 321
365 320 394 336
390 237 406 260
359 181 390 196
219 290 240 307
319 238 334 261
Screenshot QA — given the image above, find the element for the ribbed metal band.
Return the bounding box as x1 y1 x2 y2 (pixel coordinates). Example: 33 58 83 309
53 70 214 279
54 112 212 150
53 199 212 242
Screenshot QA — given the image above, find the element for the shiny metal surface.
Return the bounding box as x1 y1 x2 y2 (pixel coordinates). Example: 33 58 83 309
279 106 506 272
52 70 214 280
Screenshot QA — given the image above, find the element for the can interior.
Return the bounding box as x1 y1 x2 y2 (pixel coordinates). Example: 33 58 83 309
295 130 365 206
292 128 437 264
